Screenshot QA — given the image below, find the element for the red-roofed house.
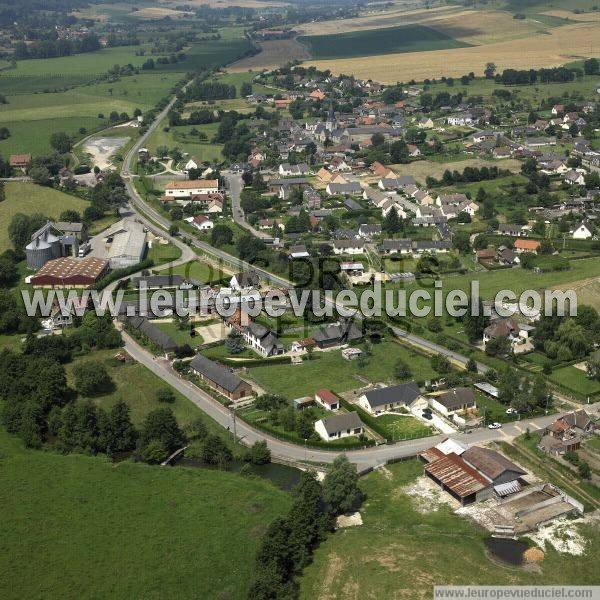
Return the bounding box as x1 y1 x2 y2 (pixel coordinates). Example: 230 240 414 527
514 239 541 253
315 389 340 411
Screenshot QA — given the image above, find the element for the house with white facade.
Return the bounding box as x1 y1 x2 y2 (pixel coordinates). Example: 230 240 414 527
314 412 364 442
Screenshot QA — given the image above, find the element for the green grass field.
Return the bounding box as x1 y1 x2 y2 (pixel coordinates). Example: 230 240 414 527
0 72 183 155
299 459 600 598
245 340 438 398
145 120 223 164
157 259 227 284
64 348 206 428
0 427 290 600
299 24 471 60
374 414 433 440
0 182 89 252
147 241 182 266
154 321 204 347
549 365 600 398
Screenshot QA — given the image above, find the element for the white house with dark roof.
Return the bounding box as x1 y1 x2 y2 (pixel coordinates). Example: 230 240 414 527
572 219 594 240
314 412 364 441
359 381 422 416
429 388 477 416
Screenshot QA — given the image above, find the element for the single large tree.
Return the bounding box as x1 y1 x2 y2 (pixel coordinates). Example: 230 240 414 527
323 455 364 515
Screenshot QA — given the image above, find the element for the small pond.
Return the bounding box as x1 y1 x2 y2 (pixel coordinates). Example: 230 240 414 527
484 538 529 566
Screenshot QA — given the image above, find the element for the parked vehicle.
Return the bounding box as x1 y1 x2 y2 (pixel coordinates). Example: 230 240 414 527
488 422 502 429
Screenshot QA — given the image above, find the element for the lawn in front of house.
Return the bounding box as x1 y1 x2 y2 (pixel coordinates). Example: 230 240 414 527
375 413 433 440
245 340 439 398
299 459 600 599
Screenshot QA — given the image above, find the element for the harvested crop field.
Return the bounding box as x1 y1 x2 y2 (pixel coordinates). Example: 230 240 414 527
542 9 600 22
229 39 310 72
388 158 522 182
425 9 549 45
298 24 470 60
296 5 467 36
306 21 600 83
553 277 600 312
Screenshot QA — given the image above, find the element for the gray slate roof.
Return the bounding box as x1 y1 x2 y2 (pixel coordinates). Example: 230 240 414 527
364 381 421 408
436 387 476 410
189 354 246 393
320 411 364 435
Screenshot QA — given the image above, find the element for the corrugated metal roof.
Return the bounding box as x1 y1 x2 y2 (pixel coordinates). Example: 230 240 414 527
425 453 489 498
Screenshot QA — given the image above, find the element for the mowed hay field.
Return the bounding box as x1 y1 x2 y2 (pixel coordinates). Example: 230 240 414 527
553 277 600 312
307 20 600 82
0 428 290 600
0 182 89 252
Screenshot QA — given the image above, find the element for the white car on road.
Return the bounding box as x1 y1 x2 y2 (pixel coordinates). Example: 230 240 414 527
488 422 502 429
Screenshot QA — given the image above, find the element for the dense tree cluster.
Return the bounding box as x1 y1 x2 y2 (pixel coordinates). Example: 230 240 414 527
14 33 101 60
497 66 580 86
534 306 600 363
182 81 237 102
249 456 363 598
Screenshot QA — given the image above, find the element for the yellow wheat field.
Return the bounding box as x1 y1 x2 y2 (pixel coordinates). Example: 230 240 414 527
307 21 600 83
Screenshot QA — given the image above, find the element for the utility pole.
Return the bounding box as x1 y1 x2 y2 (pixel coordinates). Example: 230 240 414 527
232 406 237 443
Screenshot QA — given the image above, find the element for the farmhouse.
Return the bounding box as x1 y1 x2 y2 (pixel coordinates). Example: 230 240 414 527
190 354 253 401
429 388 477 416
243 322 284 357
9 153 31 169
332 239 364 255
315 389 339 411
514 239 540 253
358 381 421 416
230 271 260 291
312 319 363 349
125 316 179 353
314 412 364 442
164 179 219 199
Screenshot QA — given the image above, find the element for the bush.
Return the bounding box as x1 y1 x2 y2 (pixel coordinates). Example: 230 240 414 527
156 388 176 403
73 361 113 397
